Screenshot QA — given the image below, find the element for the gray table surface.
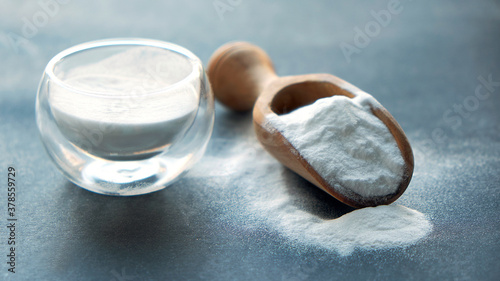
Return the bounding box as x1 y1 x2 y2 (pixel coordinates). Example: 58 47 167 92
1 0 499 280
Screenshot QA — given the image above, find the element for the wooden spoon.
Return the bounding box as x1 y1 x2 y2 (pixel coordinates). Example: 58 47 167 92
207 42 414 208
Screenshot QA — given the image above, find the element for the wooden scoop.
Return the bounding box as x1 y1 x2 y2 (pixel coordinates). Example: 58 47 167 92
207 42 414 208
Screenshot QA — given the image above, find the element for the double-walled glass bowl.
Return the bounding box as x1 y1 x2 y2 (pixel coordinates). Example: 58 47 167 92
36 38 214 195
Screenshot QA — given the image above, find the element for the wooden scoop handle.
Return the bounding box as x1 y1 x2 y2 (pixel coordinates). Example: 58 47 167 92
207 42 278 111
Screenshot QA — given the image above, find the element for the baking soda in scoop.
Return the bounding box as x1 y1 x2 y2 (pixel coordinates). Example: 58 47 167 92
266 94 405 201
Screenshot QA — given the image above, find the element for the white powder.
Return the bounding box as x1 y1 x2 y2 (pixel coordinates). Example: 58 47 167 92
52 46 199 123
266 94 405 200
269 203 432 255
49 46 200 159
190 139 432 256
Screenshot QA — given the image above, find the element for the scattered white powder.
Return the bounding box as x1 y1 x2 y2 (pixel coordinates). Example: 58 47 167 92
190 139 432 256
266 94 405 200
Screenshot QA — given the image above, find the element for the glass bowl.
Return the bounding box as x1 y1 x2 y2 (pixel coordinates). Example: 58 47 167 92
36 38 214 195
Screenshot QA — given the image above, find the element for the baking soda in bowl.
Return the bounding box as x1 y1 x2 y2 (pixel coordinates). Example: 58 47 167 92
37 38 215 195
49 46 200 160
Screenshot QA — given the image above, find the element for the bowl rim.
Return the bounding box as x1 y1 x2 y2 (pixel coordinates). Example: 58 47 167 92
45 38 203 98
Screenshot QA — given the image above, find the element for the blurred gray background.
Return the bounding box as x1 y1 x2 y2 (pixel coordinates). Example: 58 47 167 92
1 0 499 280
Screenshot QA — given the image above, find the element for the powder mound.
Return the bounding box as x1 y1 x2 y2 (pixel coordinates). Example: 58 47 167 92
275 204 432 256
266 95 405 199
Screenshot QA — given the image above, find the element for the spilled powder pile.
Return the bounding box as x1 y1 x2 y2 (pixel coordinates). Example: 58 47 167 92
266 94 405 200
264 202 432 256
190 139 432 256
